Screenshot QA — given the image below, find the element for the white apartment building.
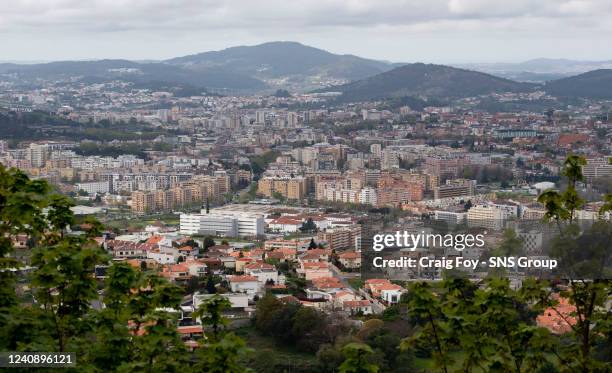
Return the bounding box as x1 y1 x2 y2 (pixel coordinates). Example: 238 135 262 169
434 210 467 225
75 181 110 195
180 210 264 237
467 204 506 230
180 213 238 236
583 158 612 181
359 187 378 206
255 110 266 124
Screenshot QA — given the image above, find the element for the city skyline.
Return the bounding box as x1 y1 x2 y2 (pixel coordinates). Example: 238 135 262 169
2 0 612 63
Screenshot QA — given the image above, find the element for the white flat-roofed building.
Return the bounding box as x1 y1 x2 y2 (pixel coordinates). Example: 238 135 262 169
180 213 238 236
75 181 110 195
359 187 378 206
467 204 505 230
193 292 250 311
433 210 467 225
180 210 264 237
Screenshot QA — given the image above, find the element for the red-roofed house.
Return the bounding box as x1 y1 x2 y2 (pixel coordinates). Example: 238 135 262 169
266 248 297 262
311 277 344 291
160 264 191 282
536 296 577 334
343 300 373 315
177 325 204 340
235 257 255 273
379 284 404 304
557 133 588 147
269 217 303 233
228 275 260 298
264 238 311 252
333 290 358 308
145 235 164 245
208 245 233 254
245 262 280 284
366 279 405 304
337 251 361 269
300 261 332 280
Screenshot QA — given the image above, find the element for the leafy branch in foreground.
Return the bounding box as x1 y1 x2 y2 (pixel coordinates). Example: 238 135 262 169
0 165 251 372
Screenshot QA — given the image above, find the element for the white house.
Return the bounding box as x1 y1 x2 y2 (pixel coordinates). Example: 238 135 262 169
193 292 250 312
380 285 404 304
228 275 260 299
147 246 179 264
268 217 302 233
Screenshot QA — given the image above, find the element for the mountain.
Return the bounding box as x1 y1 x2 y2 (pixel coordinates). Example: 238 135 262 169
0 59 266 91
326 63 536 102
4 45 612 99
0 42 395 92
544 69 612 99
458 58 612 82
165 41 394 90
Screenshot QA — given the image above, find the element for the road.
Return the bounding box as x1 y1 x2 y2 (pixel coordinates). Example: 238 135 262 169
329 263 386 313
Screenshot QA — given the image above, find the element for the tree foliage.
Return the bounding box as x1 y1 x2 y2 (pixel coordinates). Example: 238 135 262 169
0 165 250 371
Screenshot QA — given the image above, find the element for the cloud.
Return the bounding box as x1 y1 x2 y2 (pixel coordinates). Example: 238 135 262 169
1 0 611 31
1 0 611 61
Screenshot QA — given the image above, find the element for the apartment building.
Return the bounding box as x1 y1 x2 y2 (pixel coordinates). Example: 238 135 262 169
434 179 475 200
317 225 361 251
180 210 264 237
583 158 612 181
75 181 110 195
258 176 307 200
467 204 506 230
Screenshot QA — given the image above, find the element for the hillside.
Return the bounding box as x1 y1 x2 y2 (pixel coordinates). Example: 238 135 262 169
328 63 536 102
166 41 394 89
1 42 396 92
544 69 612 99
4 46 612 98
0 60 266 91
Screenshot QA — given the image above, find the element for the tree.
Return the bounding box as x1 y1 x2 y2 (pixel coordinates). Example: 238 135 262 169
464 199 473 211
339 343 379 373
301 218 318 233
206 275 217 294
194 295 231 340
308 238 318 250
496 228 524 256
116 276 188 372
0 166 51 308
195 332 252 373
401 278 558 373
30 217 108 353
0 166 196 371
599 157 612 216
271 191 286 202
193 296 251 372
254 293 283 333
291 307 329 352
203 236 216 251
533 154 611 372
400 281 451 373
317 344 346 373
46 195 75 239
537 154 587 226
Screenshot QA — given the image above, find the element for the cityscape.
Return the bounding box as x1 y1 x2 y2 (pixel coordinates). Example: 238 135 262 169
0 1 611 372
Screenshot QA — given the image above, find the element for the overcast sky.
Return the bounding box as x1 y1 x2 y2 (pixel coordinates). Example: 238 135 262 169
2 0 612 63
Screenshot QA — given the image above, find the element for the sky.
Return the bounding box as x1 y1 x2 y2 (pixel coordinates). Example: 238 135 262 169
2 0 612 63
